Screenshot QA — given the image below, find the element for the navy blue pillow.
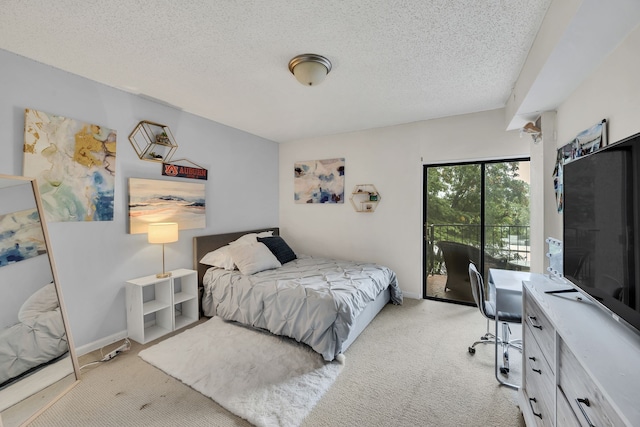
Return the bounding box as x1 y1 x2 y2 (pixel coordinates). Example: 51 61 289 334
257 236 297 265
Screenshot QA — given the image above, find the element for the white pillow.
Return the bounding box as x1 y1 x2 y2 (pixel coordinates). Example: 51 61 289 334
18 283 60 322
228 242 281 275
229 230 274 246
199 246 235 270
200 232 275 270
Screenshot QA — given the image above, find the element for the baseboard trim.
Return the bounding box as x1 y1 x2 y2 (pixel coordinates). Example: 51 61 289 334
75 330 128 356
402 292 421 299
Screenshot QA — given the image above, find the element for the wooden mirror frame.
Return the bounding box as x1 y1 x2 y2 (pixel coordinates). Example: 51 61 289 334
0 174 80 427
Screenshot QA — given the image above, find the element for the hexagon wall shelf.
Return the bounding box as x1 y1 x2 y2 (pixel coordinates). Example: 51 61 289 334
129 120 178 163
350 184 381 212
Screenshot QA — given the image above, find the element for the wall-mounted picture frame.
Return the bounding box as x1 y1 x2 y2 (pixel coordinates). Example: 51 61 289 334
560 119 608 164
294 158 345 204
23 108 117 222
128 178 206 234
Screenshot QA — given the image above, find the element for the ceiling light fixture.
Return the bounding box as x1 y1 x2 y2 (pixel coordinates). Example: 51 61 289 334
288 54 332 86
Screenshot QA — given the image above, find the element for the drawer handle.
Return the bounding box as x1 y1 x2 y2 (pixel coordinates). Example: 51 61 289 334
527 356 541 373
528 397 543 419
527 315 543 330
576 398 596 427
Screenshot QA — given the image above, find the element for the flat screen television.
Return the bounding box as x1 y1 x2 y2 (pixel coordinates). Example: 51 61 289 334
563 131 640 333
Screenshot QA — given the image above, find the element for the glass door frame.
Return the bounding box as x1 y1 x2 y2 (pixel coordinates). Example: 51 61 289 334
422 157 530 305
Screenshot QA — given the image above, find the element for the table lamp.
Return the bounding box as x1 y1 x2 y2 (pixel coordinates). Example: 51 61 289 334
148 222 179 278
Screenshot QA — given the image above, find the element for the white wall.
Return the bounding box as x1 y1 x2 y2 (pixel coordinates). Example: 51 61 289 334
546 23 640 242
280 109 530 299
556 24 640 146
0 49 279 350
527 111 559 273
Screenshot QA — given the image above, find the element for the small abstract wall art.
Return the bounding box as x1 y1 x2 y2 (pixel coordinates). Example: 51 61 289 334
0 208 46 267
128 178 206 234
23 109 117 222
294 158 345 204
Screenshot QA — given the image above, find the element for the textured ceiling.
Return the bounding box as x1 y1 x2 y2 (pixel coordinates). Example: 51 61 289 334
2 1 554 142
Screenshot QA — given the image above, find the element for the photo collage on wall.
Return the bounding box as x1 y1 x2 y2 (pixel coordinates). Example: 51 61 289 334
553 119 607 213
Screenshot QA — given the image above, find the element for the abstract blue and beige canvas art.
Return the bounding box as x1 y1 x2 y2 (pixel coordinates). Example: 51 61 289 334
128 178 206 234
23 109 117 222
0 208 46 267
294 158 345 204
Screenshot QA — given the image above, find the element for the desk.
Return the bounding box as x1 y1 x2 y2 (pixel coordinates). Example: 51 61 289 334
487 269 533 389
488 269 531 316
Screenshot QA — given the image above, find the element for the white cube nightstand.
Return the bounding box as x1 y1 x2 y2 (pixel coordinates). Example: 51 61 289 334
126 268 199 344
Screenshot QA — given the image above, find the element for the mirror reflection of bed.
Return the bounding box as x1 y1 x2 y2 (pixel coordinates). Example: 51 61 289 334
0 175 80 427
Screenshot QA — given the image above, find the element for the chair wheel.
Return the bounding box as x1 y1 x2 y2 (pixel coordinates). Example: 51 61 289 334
468 347 476 354
500 367 509 375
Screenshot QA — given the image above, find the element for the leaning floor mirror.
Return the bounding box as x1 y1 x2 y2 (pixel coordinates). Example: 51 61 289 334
0 174 80 427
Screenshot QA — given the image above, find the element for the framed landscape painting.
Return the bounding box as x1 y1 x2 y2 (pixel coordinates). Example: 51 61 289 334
0 208 46 267
128 178 206 234
23 109 117 222
294 158 345 204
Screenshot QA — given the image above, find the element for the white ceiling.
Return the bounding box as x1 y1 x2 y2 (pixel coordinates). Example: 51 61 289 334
0 1 638 143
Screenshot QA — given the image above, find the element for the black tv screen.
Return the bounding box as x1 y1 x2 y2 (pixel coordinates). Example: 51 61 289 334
563 132 640 333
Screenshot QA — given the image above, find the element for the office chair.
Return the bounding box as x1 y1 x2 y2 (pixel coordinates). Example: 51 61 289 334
467 263 522 388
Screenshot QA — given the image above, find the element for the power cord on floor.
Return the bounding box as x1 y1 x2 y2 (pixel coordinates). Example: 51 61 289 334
80 338 131 371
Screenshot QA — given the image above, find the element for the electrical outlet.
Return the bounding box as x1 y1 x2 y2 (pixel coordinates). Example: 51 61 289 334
100 350 120 362
100 340 131 362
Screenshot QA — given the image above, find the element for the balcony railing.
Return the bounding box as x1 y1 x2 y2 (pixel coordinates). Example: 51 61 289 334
427 223 530 275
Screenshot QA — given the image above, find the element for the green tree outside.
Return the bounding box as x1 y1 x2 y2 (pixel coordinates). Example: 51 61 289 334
426 161 530 260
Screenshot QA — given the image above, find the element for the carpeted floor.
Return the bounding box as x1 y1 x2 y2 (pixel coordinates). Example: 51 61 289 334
30 298 525 427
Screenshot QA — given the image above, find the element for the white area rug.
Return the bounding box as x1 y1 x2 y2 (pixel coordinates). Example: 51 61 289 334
138 317 342 427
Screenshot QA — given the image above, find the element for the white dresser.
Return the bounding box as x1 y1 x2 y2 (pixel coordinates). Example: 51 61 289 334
520 275 640 426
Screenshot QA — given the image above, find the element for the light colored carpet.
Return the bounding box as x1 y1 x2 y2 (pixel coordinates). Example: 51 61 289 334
30 298 525 426
138 317 342 427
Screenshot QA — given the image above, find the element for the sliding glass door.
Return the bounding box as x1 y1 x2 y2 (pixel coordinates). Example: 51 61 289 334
424 159 530 304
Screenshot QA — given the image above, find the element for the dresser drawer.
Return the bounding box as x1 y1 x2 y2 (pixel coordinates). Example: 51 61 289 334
557 385 582 427
524 323 554 394
522 323 554 427
524 292 554 367
522 386 553 427
558 339 625 427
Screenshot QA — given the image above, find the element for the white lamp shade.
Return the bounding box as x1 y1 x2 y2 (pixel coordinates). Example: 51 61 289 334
148 222 179 244
292 61 329 86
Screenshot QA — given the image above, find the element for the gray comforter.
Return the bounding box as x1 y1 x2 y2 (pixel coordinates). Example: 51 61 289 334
202 255 402 361
0 284 68 386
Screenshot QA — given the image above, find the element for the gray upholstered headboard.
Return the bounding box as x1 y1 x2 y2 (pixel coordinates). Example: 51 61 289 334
192 227 280 287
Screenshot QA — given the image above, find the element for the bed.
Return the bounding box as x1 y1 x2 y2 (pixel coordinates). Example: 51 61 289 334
0 283 68 388
193 228 402 361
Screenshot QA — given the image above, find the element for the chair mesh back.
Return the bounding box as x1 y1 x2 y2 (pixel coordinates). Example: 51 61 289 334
468 263 489 319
